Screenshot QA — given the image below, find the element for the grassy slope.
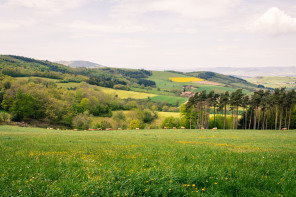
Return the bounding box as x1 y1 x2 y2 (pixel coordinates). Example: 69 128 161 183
57 82 157 99
247 76 296 89
1 126 295 196
148 71 249 94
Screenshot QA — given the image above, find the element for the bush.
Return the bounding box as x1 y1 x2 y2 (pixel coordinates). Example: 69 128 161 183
72 111 93 130
0 112 11 124
112 111 126 121
161 117 180 129
129 119 144 130
100 120 112 130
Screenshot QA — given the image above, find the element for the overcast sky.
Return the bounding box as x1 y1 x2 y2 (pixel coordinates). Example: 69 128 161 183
1 0 296 70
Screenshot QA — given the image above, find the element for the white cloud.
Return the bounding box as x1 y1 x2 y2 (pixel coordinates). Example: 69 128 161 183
110 0 241 20
64 20 148 34
0 18 38 29
250 7 296 36
5 0 88 13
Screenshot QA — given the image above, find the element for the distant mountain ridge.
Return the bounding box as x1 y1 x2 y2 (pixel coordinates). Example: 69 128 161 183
56 60 104 68
185 67 296 77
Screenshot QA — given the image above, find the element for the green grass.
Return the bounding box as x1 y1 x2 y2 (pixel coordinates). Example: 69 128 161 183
158 112 180 118
247 76 296 89
148 71 246 94
0 126 295 196
149 95 188 105
57 82 157 99
15 77 60 82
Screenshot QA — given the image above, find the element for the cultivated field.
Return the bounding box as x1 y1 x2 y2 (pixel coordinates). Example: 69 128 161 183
0 126 295 196
246 76 296 89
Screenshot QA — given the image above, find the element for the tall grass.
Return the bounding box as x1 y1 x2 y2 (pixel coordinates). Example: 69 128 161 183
0 126 295 196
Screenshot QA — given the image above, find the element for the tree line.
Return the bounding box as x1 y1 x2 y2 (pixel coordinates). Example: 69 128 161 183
181 88 296 130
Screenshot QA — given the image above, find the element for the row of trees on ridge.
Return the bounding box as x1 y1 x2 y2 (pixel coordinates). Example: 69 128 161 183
182 88 296 130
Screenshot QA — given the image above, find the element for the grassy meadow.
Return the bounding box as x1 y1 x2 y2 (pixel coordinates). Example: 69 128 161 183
0 126 295 196
247 76 296 89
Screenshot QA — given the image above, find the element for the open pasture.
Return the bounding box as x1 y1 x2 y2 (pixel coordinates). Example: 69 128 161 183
0 126 295 196
246 76 296 89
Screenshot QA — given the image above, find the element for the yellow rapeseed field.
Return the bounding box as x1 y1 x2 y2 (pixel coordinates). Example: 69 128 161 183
169 77 204 82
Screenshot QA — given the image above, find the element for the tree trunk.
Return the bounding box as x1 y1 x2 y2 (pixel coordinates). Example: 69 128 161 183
285 107 288 129
232 109 235 130
279 106 283 130
214 105 216 128
275 105 278 130
288 106 292 130
265 110 268 130
244 109 247 130
194 109 197 129
236 106 239 129
201 105 204 129
261 110 265 130
249 110 252 130
257 109 261 130
224 106 226 129
253 107 257 130
190 111 192 129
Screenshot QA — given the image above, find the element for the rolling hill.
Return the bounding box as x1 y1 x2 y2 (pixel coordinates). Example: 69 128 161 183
183 67 296 77
0 55 261 102
56 60 104 68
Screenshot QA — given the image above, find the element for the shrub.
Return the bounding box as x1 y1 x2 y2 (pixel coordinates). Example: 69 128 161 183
161 117 180 129
0 112 11 124
129 119 144 130
100 120 112 130
112 111 126 121
72 111 93 130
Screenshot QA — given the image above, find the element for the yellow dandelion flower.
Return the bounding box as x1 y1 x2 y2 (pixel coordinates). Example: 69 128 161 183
214 182 218 185
145 189 148 192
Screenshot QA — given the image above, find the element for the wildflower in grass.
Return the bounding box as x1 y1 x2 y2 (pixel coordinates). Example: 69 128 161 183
169 189 171 191
145 189 148 192
225 178 228 180
202 188 205 191
215 182 218 185
192 184 195 187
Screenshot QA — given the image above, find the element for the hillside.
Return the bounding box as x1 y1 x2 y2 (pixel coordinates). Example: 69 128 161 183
56 60 104 68
187 71 258 92
0 55 261 97
184 67 296 77
246 76 296 90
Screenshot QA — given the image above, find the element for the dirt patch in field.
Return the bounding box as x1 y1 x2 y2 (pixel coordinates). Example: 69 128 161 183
193 81 223 86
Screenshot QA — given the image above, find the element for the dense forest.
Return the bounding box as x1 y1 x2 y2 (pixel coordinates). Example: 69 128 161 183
0 77 171 129
0 55 155 89
181 88 296 130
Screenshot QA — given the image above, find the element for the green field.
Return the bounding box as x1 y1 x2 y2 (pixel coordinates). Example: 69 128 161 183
149 95 188 105
247 76 296 89
1 126 295 196
56 82 157 99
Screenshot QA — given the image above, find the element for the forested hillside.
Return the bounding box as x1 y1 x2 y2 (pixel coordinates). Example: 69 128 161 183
0 55 155 89
0 55 276 130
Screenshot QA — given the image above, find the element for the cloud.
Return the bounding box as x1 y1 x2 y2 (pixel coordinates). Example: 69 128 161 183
0 18 38 29
5 0 88 13
110 0 241 20
250 7 296 36
64 20 148 34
